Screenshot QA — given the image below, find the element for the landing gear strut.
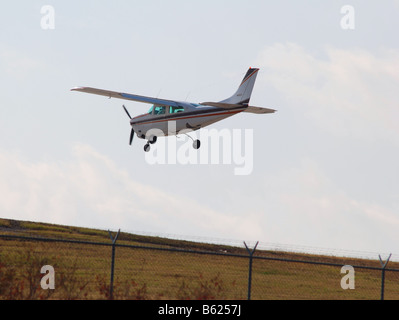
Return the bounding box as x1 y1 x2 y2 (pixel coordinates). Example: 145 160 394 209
144 136 157 152
183 133 201 150
144 135 201 152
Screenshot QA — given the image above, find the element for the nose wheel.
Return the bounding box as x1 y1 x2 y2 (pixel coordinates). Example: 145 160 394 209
144 136 157 152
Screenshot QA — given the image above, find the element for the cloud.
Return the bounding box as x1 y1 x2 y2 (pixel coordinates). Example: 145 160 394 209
256 43 399 143
0 144 263 240
0 44 46 80
0 143 397 255
260 157 399 254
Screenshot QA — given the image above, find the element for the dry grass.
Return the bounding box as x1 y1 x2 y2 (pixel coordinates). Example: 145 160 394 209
1 218 399 300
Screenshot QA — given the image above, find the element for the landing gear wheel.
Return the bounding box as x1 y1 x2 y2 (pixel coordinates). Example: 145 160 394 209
149 136 157 145
193 140 201 150
144 143 151 152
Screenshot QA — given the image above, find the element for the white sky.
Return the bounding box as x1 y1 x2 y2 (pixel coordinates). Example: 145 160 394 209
1 1 399 257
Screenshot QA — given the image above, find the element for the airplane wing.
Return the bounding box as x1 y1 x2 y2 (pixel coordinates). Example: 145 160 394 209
71 87 179 107
201 102 276 114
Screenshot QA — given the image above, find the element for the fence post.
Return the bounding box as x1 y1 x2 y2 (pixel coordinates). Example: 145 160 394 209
244 241 259 301
108 229 120 300
378 253 392 300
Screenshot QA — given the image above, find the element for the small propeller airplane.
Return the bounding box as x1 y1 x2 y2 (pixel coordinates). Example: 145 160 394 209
71 67 276 152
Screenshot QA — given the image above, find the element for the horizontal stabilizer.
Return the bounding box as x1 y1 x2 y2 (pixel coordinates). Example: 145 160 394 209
243 106 276 114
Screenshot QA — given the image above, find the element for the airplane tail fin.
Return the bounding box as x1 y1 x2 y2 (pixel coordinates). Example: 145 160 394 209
220 68 259 105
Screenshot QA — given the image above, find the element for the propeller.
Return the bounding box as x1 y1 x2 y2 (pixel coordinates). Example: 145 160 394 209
129 128 134 145
123 105 135 146
123 105 132 119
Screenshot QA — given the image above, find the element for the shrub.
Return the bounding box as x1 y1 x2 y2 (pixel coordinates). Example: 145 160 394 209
176 273 230 300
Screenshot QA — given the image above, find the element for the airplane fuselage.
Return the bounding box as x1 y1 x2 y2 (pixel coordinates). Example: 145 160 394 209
131 102 247 140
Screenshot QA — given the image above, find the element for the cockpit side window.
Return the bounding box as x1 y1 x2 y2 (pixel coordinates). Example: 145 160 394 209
169 106 185 114
148 105 154 114
154 106 166 115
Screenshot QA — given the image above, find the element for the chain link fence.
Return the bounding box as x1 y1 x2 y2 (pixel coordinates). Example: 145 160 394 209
1 233 398 300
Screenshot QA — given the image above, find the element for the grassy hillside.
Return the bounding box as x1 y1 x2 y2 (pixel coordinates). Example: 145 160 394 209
1 218 398 300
